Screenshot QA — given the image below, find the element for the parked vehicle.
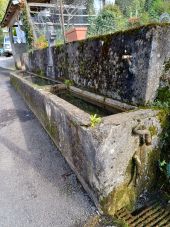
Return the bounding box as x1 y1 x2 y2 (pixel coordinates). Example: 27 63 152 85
0 48 4 56
3 36 12 57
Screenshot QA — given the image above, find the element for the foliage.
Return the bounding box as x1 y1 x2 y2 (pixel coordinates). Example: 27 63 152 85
151 0 170 15
115 0 132 15
86 0 95 14
152 85 170 194
145 0 170 21
159 159 167 171
88 0 170 37
157 87 170 102
167 163 170 178
116 0 146 17
139 11 151 24
90 114 101 127
0 29 4 46
21 6 34 48
116 0 170 19
127 0 146 17
37 69 45 77
0 0 9 20
64 79 73 88
151 87 170 110
55 39 64 47
126 0 157 27
0 0 9 46
34 35 48 49
88 4 127 37
159 159 170 181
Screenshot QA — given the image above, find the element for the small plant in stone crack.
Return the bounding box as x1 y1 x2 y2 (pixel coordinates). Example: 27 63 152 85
64 80 73 89
159 160 167 172
159 160 170 179
90 114 101 127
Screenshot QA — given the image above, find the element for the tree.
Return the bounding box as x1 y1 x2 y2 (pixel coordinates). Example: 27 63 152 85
88 4 127 36
0 0 9 46
116 0 146 17
0 0 9 20
144 0 170 21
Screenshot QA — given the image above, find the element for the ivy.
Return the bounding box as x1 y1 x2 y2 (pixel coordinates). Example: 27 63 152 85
21 6 34 49
152 86 170 195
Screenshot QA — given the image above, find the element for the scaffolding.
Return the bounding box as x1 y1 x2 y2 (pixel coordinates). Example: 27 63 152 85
27 1 96 41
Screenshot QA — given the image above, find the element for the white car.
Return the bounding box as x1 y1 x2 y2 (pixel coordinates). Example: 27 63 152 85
3 36 12 56
3 36 18 57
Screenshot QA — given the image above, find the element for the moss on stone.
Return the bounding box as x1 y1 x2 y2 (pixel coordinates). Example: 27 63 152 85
100 144 161 216
44 23 170 55
37 69 45 77
86 23 170 43
149 125 158 136
146 149 160 185
46 120 59 139
156 109 168 126
100 159 137 215
164 59 170 73
153 86 170 195
157 87 170 103
100 183 136 216
11 77 20 91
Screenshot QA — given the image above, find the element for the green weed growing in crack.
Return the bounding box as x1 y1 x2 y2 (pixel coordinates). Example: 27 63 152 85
90 114 101 127
64 80 73 89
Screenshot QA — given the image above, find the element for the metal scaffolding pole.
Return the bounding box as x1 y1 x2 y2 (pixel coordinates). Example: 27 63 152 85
59 0 66 43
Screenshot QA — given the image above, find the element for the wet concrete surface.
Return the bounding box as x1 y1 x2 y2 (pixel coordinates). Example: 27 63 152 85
0 65 96 226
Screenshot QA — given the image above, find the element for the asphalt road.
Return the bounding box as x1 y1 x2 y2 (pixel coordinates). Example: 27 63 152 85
0 58 96 227
0 56 15 70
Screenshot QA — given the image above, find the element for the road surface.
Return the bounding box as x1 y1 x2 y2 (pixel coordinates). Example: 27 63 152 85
0 56 15 70
0 57 96 227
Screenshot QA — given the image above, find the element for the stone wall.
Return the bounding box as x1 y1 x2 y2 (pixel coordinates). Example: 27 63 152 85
23 24 170 105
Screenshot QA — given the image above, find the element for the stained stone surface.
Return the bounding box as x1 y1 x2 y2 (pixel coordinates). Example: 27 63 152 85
11 73 162 215
23 24 170 105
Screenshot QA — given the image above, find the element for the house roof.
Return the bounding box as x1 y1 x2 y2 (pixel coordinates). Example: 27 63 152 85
28 0 50 2
1 0 24 28
1 0 50 28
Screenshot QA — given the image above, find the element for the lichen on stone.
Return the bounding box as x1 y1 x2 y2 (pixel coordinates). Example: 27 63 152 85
149 125 158 136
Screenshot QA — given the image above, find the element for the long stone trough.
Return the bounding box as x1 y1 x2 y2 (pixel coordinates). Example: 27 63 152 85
11 72 162 215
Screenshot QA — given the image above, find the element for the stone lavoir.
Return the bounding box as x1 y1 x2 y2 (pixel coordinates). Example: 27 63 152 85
12 24 170 216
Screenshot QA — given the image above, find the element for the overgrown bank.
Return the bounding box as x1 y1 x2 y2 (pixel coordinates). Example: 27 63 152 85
152 64 170 196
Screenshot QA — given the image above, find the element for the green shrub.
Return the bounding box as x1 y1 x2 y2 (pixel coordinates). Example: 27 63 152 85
34 35 48 49
151 0 170 15
152 85 170 194
88 4 127 37
64 80 73 89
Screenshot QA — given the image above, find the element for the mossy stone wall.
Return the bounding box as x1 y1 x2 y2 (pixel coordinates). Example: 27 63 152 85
24 24 170 105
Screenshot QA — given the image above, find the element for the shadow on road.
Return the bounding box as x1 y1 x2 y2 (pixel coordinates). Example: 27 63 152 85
0 67 95 226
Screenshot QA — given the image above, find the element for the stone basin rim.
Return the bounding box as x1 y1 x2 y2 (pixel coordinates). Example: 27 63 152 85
10 72 159 127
